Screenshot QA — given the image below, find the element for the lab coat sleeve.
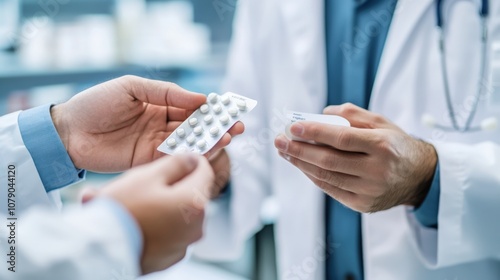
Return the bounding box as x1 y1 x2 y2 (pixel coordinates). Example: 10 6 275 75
407 141 500 268
0 111 62 214
193 0 273 261
0 199 140 280
0 111 140 278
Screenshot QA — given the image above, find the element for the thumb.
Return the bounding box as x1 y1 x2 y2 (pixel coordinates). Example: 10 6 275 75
324 103 394 129
80 187 100 204
172 157 215 210
119 76 206 110
152 153 201 185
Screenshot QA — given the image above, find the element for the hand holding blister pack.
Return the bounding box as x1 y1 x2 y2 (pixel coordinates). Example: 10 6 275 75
285 111 351 144
157 92 257 155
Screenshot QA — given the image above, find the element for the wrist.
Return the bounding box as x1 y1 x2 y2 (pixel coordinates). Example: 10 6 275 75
50 105 71 156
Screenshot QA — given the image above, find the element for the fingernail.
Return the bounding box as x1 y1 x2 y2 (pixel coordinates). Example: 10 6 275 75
275 136 289 152
291 123 305 136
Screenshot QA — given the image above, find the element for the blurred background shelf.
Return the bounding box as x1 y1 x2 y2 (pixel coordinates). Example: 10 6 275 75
0 49 228 93
20 0 115 16
19 0 236 41
0 55 182 93
0 0 236 112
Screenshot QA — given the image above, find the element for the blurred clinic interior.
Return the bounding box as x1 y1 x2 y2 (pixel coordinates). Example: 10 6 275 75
0 0 270 279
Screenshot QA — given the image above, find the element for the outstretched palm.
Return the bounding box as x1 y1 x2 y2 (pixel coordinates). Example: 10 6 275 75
52 76 210 172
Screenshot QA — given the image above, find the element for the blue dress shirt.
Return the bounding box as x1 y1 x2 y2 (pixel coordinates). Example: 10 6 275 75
325 1 439 279
17 105 142 260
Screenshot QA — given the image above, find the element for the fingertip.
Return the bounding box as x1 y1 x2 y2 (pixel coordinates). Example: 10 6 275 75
274 134 290 152
80 188 99 204
223 132 232 143
158 152 200 172
220 133 233 146
189 89 206 99
164 83 207 109
229 122 245 135
203 133 232 159
197 154 211 168
180 93 207 110
290 122 305 136
234 122 245 135
193 92 208 104
176 153 200 171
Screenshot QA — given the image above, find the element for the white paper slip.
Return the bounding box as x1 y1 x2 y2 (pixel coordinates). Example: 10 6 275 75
157 92 258 155
285 111 351 143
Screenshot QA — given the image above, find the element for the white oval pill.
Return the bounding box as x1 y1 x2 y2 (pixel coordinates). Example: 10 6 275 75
193 126 203 135
208 93 218 104
221 95 230 105
167 138 177 147
213 104 222 114
200 104 209 114
228 107 239 117
176 128 186 138
204 115 213 124
209 127 220 136
237 100 247 110
220 115 230 125
186 135 196 145
196 139 207 149
188 118 198 126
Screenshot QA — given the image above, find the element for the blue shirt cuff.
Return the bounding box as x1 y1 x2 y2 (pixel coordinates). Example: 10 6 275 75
413 163 441 228
18 104 86 193
91 198 143 261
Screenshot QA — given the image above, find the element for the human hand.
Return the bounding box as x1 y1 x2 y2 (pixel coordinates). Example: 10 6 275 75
82 154 215 274
205 149 232 198
274 103 438 213
50 75 243 172
193 124 244 199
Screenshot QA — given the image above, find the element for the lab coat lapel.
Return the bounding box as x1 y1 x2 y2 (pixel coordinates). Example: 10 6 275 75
280 0 327 101
277 2 327 279
372 0 434 100
364 0 435 278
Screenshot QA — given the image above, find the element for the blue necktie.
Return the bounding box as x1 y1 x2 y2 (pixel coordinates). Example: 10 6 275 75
324 0 397 279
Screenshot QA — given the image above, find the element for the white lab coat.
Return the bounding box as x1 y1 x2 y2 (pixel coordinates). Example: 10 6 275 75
194 0 500 279
0 111 139 280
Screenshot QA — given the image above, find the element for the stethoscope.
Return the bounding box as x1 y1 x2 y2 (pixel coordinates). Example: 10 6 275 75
422 0 498 132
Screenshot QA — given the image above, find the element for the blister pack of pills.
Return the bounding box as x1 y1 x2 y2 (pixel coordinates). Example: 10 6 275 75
157 92 258 155
285 111 351 143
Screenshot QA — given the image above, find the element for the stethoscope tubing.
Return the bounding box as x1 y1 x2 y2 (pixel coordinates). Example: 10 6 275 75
435 0 489 132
